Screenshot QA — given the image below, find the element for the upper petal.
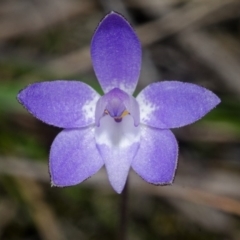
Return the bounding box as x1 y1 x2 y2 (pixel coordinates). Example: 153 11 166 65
91 12 141 94
95 115 140 193
50 127 104 187
132 125 178 185
18 80 100 128
137 81 220 128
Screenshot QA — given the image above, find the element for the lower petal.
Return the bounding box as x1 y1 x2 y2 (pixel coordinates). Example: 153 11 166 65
132 126 178 185
50 127 104 187
95 115 140 193
97 143 139 193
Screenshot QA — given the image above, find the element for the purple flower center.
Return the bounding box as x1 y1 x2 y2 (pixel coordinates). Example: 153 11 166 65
95 88 139 126
104 109 130 122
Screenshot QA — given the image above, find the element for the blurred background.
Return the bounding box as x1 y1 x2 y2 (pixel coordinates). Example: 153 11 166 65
0 0 240 239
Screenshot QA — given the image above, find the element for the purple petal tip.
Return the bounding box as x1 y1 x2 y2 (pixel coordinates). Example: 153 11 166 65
91 10 141 94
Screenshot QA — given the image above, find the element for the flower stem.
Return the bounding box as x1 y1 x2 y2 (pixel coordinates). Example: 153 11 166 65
119 178 129 240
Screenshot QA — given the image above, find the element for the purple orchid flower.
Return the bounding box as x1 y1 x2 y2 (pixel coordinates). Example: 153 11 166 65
17 12 220 193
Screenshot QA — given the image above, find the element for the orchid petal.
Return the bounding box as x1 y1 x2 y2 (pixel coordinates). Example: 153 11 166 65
137 81 220 128
18 81 100 128
50 127 104 186
95 115 140 193
91 12 141 94
132 126 178 184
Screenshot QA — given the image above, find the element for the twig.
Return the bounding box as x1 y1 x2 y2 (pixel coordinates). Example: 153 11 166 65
1 157 240 216
42 0 240 79
136 0 240 45
0 0 96 40
15 177 65 240
0 199 16 237
178 30 240 95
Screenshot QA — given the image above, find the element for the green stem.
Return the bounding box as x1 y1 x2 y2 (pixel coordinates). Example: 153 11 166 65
119 178 129 240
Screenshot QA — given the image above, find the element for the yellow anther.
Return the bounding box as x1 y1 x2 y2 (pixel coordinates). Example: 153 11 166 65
104 109 129 122
120 110 130 118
